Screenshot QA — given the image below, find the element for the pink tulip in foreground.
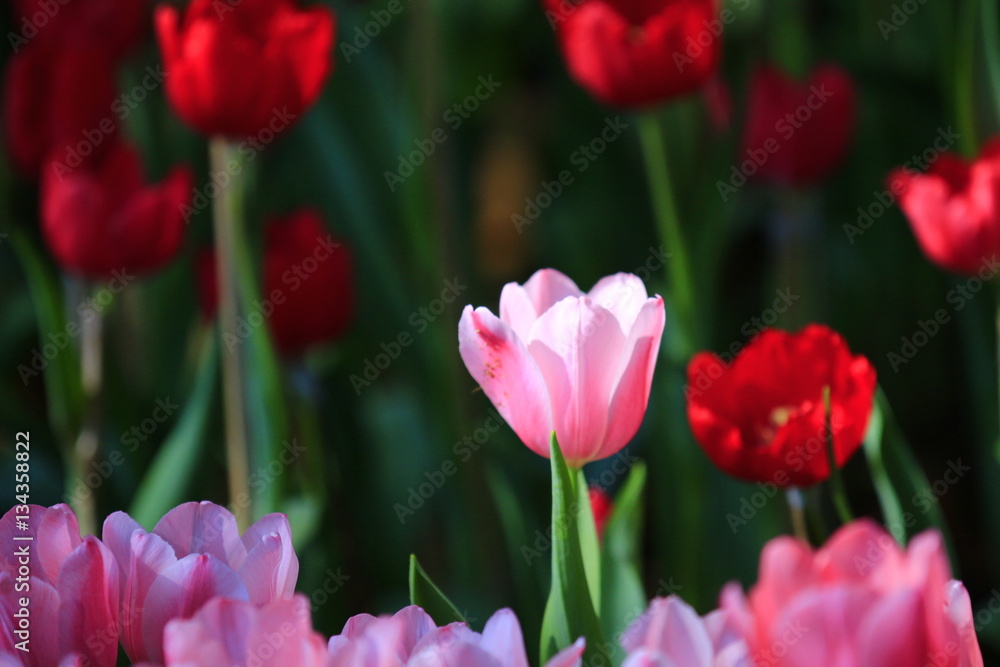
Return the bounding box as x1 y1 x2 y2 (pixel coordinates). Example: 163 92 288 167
622 596 749 666
459 269 665 466
0 505 119 667
722 519 983 667
160 595 327 665
102 501 298 663
328 605 585 666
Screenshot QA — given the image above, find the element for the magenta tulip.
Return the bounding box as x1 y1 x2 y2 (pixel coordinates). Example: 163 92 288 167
0 505 119 667
459 269 665 466
101 501 298 663
161 596 327 665
622 596 749 667
722 520 983 667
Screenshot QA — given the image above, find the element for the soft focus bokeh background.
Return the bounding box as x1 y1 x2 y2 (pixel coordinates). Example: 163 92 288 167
2 0 1000 659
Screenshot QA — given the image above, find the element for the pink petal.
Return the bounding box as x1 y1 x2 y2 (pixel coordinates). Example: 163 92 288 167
152 501 246 567
328 616 409 667
519 269 583 314
527 298 626 464
479 609 530 667
238 530 297 604
857 589 928 667
458 305 553 457
57 537 119 667
140 553 249 663
622 597 713 667
0 573 60 667
101 511 144 595
943 581 984 667
546 637 586 667
601 297 664 459
587 273 651 332
120 531 178 663
622 649 677 667
392 605 437 655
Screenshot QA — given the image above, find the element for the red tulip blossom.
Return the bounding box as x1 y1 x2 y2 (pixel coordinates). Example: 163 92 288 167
686 324 876 487
891 138 1000 276
155 0 336 138
41 141 192 281
739 63 856 186
545 0 722 108
199 210 354 356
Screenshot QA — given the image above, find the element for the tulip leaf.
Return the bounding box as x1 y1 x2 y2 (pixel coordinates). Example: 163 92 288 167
576 469 602 614
540 434 607 665
408 554 466 625
129 332 218 529
600 462 647 652
863 388 957 565
10 230 82 445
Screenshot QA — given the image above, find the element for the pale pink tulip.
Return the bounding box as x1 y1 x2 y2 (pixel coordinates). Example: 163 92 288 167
622 596 749 667
328 606 585 667
161 595 327 665
0 504 119 667
459 269 665 466
722 519 984 667
102 501 298 663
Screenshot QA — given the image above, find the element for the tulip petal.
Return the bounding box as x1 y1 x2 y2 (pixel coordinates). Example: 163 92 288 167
36 505 82 586
101 511 144 594
622 597 713 667
528 298 627 464
0 573 60 667
153 501 246 568
238 531 298 604
587 273 650 332
141 553 249 663
120 531 178 663
500 269 583 341
57 537 119 667
458 305 553 457
479 609 530 667
546 637 586 667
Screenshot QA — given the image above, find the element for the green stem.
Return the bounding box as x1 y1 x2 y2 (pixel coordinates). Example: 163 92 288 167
210 137 252 531
785 487 809 542
638 113 696 348
69 297 102 536
982 0 1000 125
957 0 980 155
823 386 854 525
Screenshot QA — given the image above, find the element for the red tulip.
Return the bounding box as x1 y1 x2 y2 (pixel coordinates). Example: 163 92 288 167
3 35 120 176
891 139 1000 276
41 141 192 281
198 210 355 356
588 486 613 542
722 520 983 667
0 505 119 667
545 0 721 108
102 502 299 664
741 63 856 186
155 0 336 138
686 324 876 487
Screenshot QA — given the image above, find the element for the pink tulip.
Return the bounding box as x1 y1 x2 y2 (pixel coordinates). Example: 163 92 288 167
622 596 749 667
722 519 984 667
160 595 327 665
101 501 298 663
328 606 584 667
0 504 119 667
459 269 665 466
